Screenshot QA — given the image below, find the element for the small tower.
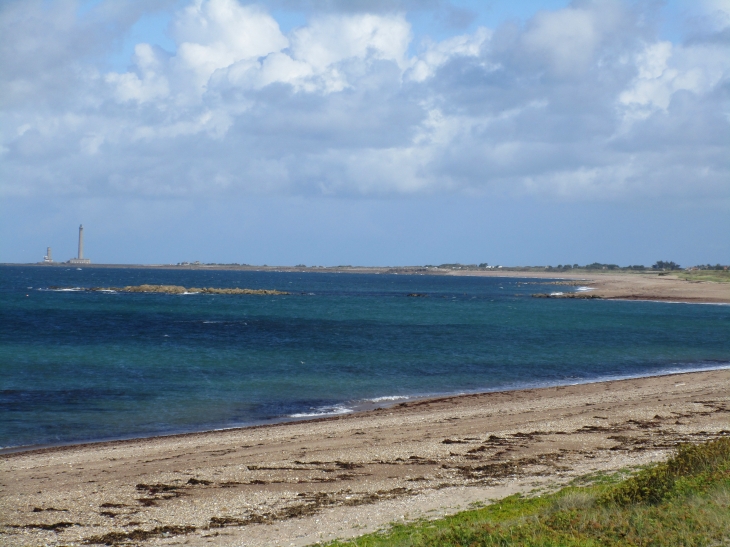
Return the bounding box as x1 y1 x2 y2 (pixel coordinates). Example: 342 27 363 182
43 247 53 263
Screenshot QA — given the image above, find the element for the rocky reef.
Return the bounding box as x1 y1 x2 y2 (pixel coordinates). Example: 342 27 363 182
52 285 289 295
119 285 288 295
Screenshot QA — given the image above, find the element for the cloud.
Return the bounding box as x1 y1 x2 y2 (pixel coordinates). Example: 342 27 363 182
0 0 728 205
259 0 443 12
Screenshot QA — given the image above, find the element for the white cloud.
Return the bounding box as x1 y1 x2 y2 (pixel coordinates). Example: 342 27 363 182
106 44 171 103
521 6 600 74
1 0 728 206
619 40 730 121
173 0 288 82
408 27 490 82
290 13 411 71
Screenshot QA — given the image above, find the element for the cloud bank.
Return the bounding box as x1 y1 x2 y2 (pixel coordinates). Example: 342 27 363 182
1 0 728 204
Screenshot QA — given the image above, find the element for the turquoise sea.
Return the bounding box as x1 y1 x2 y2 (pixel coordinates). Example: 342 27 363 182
1 265 729 450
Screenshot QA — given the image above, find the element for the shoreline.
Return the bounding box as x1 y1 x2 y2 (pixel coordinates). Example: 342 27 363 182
4 262 729 303
4 363 730 457
3 369 729 547
450 270 730 304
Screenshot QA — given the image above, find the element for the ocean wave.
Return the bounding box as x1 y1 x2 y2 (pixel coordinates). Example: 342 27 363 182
289 405 354 418
575 286 595 291
550 292 564 296
43 287 83 292
367 395 410 402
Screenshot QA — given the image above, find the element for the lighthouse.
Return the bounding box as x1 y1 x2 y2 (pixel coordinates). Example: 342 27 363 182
69 224 91 264
78 224 84 260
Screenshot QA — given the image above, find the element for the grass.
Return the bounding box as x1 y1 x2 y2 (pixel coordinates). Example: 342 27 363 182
675 270 730 283
321 437 730 547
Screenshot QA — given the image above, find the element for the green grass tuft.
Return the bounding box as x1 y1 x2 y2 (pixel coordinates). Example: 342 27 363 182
320 437 730 547
600 437 730 506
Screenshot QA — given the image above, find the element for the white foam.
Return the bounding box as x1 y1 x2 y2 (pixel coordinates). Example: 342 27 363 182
367 395 410 402
550 292 564 296
290 405 354 418
575 286 595 291
612 299 730 306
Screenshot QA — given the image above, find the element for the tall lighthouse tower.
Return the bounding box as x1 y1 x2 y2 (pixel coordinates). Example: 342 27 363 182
69 224 91 264
78 224 84 260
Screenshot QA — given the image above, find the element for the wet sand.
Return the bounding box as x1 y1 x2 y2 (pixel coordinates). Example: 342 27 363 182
2 369 729 547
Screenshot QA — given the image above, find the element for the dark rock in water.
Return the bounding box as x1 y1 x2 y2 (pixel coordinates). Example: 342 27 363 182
407 293 428 297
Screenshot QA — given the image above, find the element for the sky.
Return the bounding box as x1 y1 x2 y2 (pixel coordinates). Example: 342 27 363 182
1 0 729 267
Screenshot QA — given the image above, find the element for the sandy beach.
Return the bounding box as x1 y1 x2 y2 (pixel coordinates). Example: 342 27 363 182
450 270 730 303
2 369 729 547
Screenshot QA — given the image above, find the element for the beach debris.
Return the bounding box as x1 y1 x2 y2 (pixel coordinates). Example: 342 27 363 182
84 525 196 545
186 477 212 485
18 521 77 532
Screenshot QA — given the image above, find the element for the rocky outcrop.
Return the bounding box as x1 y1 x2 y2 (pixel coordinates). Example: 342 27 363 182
118 284 189 294
120 285 288 295
59 284 289 295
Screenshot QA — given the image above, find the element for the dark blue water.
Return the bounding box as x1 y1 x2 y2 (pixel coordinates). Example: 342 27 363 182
1 265 729 449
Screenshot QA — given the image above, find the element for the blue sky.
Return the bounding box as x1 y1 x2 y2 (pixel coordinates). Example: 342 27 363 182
1 0 728 266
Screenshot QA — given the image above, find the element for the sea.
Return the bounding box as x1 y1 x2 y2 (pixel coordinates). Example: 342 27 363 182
1 265 729 451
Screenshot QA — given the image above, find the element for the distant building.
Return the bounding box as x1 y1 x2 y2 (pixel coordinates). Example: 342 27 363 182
43 247 53 263
68 224 91 264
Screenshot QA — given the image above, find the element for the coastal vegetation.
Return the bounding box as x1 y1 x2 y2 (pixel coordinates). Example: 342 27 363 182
424 261 727 274
323 437 730 547
677 269 730 283
652 260 681 270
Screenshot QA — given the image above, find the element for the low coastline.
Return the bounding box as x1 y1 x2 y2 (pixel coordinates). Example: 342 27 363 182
2 369 729 547
6 262 729 303
450 269 730 304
